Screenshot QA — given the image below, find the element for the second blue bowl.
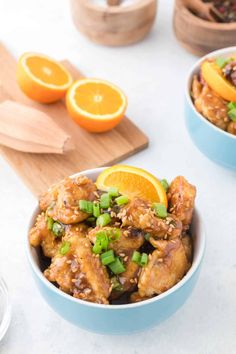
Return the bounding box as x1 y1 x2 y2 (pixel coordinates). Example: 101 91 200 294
185 47 236 170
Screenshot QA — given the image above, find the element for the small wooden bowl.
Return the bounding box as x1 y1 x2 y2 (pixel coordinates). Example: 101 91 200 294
70 0 157 46
173 0 236 56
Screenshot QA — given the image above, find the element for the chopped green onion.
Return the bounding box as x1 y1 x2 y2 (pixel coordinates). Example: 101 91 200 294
111 276 123 291
144 233 150 241
132 250 141 264
100 193 111 209
216 57 233 69
101 238 108 250
79 200 93 214
160 179 169 192
96 231 108 240
46 217 54 230
60 241 71 255
93 202 100 218
228 108 236 122
92 242 102 254
227 101 236 110
108 228 121 242
100 250 115 265
115 195 129 206
108 257 126 274
140 253 148 266
87 216 96 223
92 231 109 254
108 187 119 197
153 203 167 218
96 213 111 227
52 222 64 238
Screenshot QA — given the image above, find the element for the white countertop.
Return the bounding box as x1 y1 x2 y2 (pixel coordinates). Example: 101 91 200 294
0 0 236 353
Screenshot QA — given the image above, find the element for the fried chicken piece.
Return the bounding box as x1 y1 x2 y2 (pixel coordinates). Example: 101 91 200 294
39 175 97 224
137 238 191 298
182 234 193 264
118 251 140 293
117 198 182 240
29 212 61 258
88 227 143 298
130 292 151 303
87 226 145 253
44 225 111 304
227 121 236 135
192 75 230 131
167 176 196 231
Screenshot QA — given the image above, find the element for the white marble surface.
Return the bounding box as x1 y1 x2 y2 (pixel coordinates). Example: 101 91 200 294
0 0 236 353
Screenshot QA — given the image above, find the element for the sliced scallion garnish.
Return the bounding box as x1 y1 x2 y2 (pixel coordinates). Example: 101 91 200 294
152 202 167 218
52 222 64 238
108 187 119 198
100 250 115 265
79 200 93 214
160 179 169 192
60 241 71 255
140 253 148 266
93 201 100 218
115 195 129 206
100 193 111 209
108 257 125 274
46 217 54 231
96 213 111 227
132 250 141 264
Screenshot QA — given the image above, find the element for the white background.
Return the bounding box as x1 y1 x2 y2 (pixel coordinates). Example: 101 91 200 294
0 0 236 353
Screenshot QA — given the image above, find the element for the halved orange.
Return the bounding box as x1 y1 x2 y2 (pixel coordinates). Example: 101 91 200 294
201 60 236 102
16 52 73 103
66 78 127 132
96 165 168 207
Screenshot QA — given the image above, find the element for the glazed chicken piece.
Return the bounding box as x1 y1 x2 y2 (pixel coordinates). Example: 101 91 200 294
182 234 193 264
39 175 97 224
118 251 140 293
44 225 111 304
227 121 236 135
29 212 61 258
88 226 143 296
117 198 182 240
137 238 191 298
167 176 196 231
192 75 230 131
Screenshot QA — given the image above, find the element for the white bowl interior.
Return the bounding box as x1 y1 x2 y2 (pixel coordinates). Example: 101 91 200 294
185 46 236 140
27 167 205 309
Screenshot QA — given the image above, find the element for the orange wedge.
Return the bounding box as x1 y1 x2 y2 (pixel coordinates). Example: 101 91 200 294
66 79 127 132
96 165 168 206
201 60 236 102
16 52 73 103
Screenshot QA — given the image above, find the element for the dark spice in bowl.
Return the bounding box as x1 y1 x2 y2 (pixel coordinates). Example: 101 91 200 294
204 0 236 23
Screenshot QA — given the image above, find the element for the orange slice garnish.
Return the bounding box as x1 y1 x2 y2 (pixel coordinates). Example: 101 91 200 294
17 52 73 103
201 60 236 102
96 165 168 206
66 78 127 132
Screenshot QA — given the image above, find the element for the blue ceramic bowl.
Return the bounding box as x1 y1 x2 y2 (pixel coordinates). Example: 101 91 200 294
26 167 205 335
185 47 236 170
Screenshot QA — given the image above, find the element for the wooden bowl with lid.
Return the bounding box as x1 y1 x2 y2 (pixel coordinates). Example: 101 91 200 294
69 0 157 46
173 0 236 56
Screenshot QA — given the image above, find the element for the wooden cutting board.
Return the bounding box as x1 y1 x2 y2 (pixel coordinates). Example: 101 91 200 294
0 43 148 196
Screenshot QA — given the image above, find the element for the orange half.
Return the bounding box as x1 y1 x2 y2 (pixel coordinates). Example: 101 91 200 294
96 165 168 206
66 79 127 132
201 60 236 102
16 52 73 103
